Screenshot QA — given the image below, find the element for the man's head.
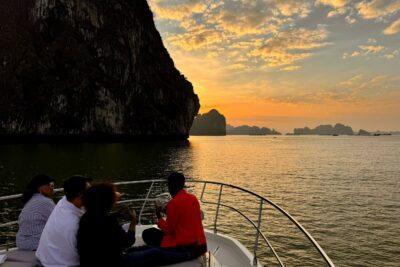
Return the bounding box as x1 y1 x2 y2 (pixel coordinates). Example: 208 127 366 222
167 172 185 197
64 175 92 208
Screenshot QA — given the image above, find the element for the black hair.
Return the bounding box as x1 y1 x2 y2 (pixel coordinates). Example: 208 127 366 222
82 183 116 213
167 172 185 190
64 175 92 201
22 174 55 205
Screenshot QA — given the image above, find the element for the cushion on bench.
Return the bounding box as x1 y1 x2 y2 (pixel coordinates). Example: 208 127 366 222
1 250 37 263
0 261 38 267
0 250 38 267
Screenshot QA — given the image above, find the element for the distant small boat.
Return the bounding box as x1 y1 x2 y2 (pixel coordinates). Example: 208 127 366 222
332 134 339 136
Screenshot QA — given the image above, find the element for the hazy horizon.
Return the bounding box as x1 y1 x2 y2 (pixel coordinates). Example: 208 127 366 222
148 0 400 133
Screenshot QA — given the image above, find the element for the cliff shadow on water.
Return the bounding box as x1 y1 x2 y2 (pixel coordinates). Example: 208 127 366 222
0 0 200 142
0 140 192 195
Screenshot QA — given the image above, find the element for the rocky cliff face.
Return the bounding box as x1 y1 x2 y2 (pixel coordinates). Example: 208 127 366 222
0 0 199 140
190 109 226 136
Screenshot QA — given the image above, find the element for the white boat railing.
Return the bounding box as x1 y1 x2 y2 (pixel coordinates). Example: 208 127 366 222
0 179 335 266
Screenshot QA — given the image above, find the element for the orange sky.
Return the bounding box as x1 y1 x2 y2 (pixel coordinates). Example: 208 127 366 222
148 0 400 132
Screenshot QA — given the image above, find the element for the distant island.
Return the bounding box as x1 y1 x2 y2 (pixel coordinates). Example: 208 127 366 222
190 109 280 136
227 125 281 135
190 112 398 137
190 109 226 136
292 123 354 135
290 124 397 136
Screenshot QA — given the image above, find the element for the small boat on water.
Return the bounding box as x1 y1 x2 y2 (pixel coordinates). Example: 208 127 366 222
0 180 335 266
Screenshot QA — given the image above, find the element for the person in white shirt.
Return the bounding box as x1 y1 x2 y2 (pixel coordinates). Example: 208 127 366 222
36 175 91 267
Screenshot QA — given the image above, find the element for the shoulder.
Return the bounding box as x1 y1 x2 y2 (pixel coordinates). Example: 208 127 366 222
182 190 198 201
40 195 56 207
174 190 199 205
23 194 55 211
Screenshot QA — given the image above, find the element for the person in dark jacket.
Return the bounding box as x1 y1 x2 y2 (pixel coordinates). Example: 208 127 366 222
122 172 207 266
77 182 137 267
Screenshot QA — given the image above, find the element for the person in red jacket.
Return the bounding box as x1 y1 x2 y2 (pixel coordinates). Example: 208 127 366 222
122 172 207 267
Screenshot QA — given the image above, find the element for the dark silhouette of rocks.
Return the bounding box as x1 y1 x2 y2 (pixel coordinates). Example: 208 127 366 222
358 129 370 136
293 123 354 135
226 125 281 135
190 109 226 136
0 0 199 141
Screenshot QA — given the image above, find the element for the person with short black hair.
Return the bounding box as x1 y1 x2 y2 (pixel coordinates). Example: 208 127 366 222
77 183 137 267
36 175 91 267
124 172 207 266
63 175 92 202
16 174 55 250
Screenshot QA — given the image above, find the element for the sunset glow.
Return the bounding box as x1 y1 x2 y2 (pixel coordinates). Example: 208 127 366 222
148 0 400 132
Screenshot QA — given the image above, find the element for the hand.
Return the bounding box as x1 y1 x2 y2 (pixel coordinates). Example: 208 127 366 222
130 209 137 225
128 209 137 232
155 205 162 219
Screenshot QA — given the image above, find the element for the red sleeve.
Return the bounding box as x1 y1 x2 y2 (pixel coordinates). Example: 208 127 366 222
157 200 179 235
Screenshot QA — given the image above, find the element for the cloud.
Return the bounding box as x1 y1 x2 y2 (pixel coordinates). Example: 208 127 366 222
148 0 207 20
383 18 400 34
343 43 385 58
280 65 301 71
327 6 349 17
149 0 332 72
359 45 385 54
205 1 279 36
271 0 313 17
340 74 364 87
166 25 224 51
250 27 331 67
356 0 400 19
339 74 400 100
345 15 357 24
317 0 351 8
384 49 399 59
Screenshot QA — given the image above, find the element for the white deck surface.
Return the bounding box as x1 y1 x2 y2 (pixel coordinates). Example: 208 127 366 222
134 225 260 267
1 225 260 267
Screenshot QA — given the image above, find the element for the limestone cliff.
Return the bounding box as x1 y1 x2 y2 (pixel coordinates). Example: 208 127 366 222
190 109 226 136
0 0 199 141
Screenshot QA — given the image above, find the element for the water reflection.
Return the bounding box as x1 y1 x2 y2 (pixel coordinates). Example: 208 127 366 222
1 136 399 267
0 141 191 194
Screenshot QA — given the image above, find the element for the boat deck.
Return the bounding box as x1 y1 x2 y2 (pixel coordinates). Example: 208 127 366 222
1 225 254 267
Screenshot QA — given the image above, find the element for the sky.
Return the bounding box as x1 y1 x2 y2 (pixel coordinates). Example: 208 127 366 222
147 0 400 133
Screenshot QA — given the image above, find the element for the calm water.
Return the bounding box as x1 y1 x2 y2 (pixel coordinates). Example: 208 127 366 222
1 135 399 266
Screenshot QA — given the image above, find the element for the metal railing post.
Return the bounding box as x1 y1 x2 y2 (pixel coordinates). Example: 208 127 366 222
213 184 223 234
253 199 264 266
138 181 155 225
200 182 207 201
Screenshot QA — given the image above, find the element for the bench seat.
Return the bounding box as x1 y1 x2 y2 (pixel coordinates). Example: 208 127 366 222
0 250 38 267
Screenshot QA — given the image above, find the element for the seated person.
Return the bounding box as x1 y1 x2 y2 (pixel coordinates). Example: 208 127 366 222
16 174 55 251
77 182 137 267
124 172 207 266
36 175 91 267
